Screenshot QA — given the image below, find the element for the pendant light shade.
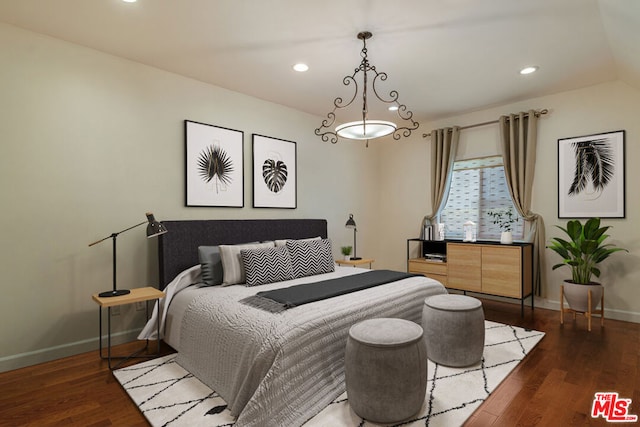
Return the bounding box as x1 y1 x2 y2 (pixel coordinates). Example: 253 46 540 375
315 31 418 146
336 120 397 140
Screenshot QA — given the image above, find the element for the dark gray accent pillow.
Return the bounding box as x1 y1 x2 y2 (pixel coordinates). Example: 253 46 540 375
241 246 294 287
286 238 335 278
198 246 223 286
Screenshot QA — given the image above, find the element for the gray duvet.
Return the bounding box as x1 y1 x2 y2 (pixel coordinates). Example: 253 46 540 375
176 267 446 427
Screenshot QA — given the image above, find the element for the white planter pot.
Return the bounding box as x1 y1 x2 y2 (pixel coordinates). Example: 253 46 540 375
563 281 603 313
343 255 351 261
500 231 513 244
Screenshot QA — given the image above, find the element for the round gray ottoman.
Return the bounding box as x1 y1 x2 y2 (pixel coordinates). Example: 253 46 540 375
345 318 426 423
422 294 485 367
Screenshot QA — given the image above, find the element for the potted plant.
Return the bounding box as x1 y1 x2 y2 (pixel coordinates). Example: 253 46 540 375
340 246 353 261
547 217 627 312
487 207 517 244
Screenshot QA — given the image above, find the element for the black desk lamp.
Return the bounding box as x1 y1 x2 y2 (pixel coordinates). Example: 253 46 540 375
89 212 168 297
345 213 361 260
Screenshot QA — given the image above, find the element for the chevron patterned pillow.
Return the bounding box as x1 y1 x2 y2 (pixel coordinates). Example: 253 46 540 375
241 246 295 287
286 238 335 278
220 242 275 285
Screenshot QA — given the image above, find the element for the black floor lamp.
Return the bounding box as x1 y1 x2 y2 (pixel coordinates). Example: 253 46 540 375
345 213 361 260
89 212 168 298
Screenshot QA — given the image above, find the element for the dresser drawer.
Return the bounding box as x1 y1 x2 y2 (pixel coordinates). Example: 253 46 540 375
408 258 447 276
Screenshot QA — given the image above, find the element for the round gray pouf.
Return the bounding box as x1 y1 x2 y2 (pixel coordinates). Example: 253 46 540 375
345 318 426 424
422 294 485 367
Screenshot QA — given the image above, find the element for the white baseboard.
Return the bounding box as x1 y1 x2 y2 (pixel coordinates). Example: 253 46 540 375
0 328 142 373
447 290 640 324
535 297 640 324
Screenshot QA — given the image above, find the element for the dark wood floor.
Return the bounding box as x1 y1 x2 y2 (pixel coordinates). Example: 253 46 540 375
468 299 640 427
1 299 638 426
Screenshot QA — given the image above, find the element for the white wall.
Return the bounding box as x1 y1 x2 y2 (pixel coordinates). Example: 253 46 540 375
0 23 379 372
2 21 639 373
376 80 640 323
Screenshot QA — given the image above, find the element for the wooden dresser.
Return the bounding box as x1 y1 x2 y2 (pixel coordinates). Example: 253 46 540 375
407 239 533 315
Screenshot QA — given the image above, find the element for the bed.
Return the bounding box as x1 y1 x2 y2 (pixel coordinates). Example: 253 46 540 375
140 219 446 427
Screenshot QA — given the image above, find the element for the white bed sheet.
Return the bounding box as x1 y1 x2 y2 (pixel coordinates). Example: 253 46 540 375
162 285 204 350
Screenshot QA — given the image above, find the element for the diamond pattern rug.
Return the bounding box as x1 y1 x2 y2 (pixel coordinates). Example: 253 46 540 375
114 320 544 426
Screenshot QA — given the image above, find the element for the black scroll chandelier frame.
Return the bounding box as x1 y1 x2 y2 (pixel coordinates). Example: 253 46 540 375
315 31 419 146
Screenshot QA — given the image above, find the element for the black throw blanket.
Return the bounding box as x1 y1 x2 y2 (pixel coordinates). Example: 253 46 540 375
241 270 418 313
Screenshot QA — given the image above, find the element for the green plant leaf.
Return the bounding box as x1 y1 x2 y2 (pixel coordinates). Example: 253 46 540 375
580 240 598 255
566 220 582 240
546 217 626 284
583 218 601 238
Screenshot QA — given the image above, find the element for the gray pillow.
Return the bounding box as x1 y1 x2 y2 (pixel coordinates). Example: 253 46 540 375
219 241 275 285
198 246 223 286
241 246 294 286
274 236 321 247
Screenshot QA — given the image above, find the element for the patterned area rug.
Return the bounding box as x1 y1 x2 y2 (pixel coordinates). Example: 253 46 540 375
114 321 544 427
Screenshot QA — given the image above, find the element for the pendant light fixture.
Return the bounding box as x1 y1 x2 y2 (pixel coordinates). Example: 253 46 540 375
315 31 419 146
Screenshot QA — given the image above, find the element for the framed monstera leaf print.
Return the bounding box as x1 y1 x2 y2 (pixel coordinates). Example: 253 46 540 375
185 120 244 207
252 134 297 209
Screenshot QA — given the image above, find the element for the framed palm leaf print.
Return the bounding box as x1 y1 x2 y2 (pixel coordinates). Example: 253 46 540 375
558 130 625 218
252 134 297 209
185 120 244 207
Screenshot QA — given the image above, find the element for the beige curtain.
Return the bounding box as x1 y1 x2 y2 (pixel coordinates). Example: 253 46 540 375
498 111 545 296
424 126 460 227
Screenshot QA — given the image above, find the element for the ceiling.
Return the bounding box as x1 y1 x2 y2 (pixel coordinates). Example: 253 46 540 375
1 0 639 124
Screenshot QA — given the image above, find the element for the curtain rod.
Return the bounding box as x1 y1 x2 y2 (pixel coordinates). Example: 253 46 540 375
422 109 549 138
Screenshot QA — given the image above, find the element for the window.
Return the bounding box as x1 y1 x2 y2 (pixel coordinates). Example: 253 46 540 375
439 156 524 240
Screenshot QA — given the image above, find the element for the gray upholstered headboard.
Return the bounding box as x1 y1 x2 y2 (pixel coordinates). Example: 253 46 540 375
157 219 328 289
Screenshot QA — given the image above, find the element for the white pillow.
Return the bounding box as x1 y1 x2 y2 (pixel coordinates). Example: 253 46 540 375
274 236 321 247
219 242 275 285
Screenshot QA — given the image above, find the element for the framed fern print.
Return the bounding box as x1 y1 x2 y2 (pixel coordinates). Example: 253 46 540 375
252 134 297 209
185 120 244 207
558 130 625 218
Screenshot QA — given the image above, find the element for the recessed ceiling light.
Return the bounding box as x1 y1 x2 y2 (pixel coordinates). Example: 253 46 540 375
388 105 399 111
293 63 309 72
520 66 539 75
122 0 137 3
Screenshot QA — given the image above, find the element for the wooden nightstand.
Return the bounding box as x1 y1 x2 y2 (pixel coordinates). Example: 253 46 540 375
92 287 165 370
335 258 375 269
